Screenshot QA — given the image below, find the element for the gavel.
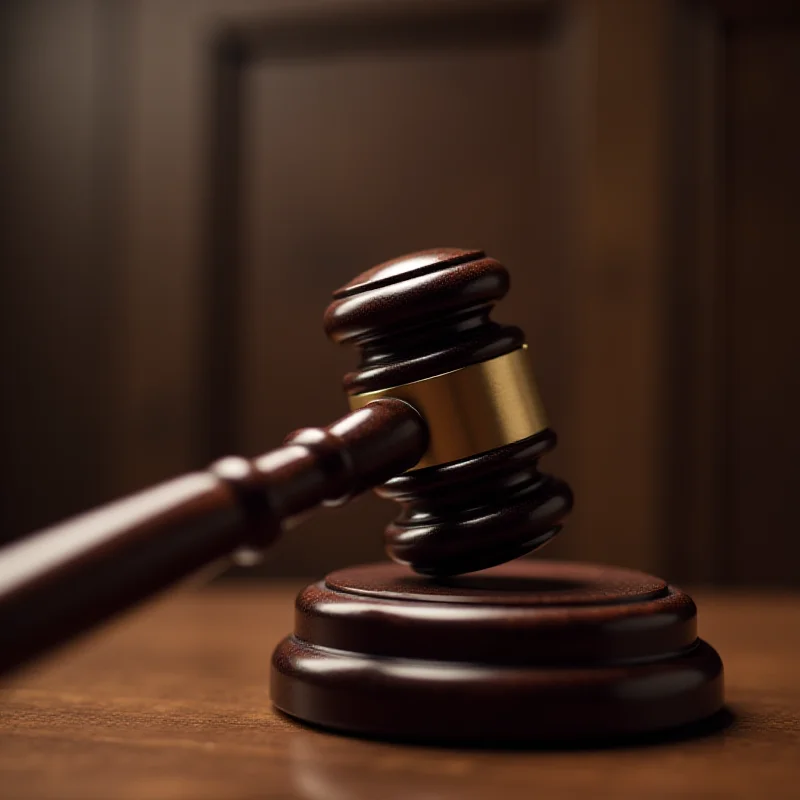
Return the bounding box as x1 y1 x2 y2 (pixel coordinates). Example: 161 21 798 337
0 248 570 675
0 248 723 744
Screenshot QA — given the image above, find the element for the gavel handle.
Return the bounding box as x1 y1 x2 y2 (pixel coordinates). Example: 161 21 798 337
0 399 427 677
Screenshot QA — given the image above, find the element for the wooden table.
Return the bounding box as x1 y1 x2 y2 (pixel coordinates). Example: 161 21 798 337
1 582 799 799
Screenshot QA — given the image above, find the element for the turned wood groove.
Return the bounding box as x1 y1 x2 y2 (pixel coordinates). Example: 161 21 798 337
272 560 724 742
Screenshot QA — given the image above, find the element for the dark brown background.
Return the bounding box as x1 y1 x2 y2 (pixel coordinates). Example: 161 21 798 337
1 0 798 585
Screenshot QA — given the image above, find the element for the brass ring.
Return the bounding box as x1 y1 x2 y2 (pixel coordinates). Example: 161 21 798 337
348 347 548 470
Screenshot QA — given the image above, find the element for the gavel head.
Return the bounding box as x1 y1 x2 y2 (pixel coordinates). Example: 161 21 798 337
324 248 573 576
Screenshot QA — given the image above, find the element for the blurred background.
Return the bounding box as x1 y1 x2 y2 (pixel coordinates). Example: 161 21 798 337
0 0 797 586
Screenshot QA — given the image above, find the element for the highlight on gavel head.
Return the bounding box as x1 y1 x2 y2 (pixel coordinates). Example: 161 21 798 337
324 248 573 576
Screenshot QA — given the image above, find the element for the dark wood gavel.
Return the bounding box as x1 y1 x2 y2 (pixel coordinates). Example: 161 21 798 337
0 249 571 676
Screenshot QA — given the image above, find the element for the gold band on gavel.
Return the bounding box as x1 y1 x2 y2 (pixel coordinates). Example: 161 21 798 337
348 346 548 471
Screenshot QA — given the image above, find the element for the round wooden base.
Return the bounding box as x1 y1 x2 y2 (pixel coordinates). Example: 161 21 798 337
271 561 724 743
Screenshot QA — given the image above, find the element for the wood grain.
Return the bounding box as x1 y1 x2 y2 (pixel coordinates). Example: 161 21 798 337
1 584 799 799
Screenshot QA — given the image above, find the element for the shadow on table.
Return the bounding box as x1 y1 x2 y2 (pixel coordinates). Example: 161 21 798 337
284 707 740 800
278 705 735 753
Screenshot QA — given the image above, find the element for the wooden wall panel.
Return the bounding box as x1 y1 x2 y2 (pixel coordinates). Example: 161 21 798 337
665 1 800 585
664 1 726 584
725 26 800 584
0 1 117 542
569 0 674 575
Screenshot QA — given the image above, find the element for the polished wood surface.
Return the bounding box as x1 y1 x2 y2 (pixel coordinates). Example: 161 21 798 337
273 561 723 741
1 583 798 799
324 248 525 393
0 400 426 676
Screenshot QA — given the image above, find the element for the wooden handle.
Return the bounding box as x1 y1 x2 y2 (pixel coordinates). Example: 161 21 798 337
0 399 427 676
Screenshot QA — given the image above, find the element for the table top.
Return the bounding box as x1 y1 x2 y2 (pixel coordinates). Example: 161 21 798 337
1 580 799 799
